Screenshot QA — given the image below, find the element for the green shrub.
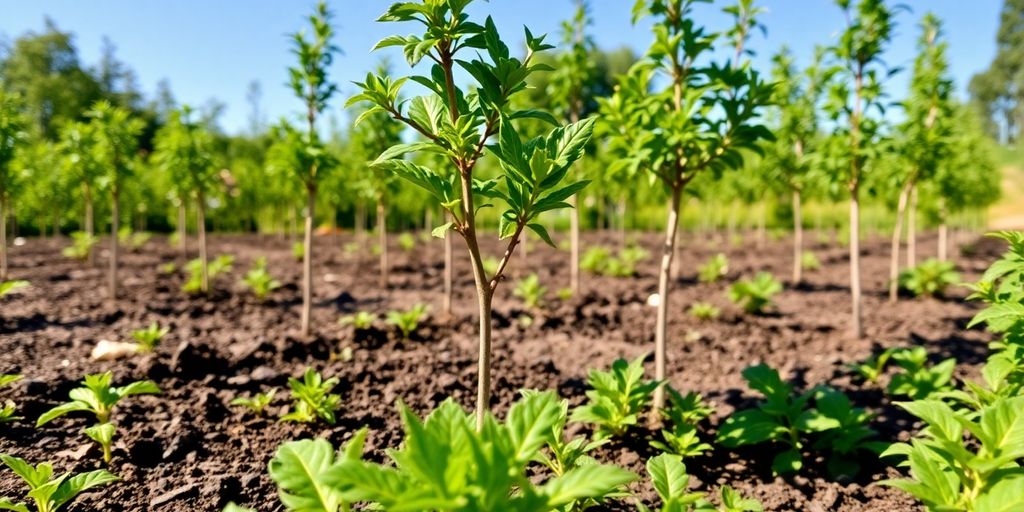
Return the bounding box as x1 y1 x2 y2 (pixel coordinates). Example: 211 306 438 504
698 253 729 283
689 302 720 321
182 254 234 294
513 273 547 310
898 258 959 297
571 356 659 439
728 272 782 314
240 256 281 300
61 231 98 260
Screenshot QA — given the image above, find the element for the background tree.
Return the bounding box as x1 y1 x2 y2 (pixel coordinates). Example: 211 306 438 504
766 46 829 284
887 13 953 302
600 0 773 409
87 100 143 300
969 0 1024 143
57 121 102 263
287 1 340 337
351 0 593 428
0 88 26 281
154 106 218 292
823 0 900 338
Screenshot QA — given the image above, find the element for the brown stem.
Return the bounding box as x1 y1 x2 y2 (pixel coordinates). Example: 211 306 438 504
850 189 863 339
569 194 581 294
85 184 95 266
653 184 683 410
378 197 388 289
792 188 803 284
197 190 209 293
443 217 454 317
906 185 917 268
889 182 910 302
300 184 316 337
177 201 187 260
109 184 120 301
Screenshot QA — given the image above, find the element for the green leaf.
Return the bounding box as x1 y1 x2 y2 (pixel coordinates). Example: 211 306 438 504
0 499 29 512
509 109 559 126
717 409 782 447
975 477 1024 512
115 380 161 397
51 469 119 509
431 222 455 239
371 142 439 166
646 453 689 501
771 449 803 475
222 503 256 512
36 402 92 427
267 439 344 512
506 390 561 462
541 464 636 507
896 400 963 442
527 224 556 248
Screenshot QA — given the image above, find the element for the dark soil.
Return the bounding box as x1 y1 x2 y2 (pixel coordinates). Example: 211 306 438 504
0 229 1001 511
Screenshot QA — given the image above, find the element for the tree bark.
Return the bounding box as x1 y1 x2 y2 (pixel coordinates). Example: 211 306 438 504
888 183 911 302
569 193 580 294
85 184 95 266
654 184 683 410
197 191 209 293
906 185 917 268
618 197 627 249
300 185 316 337
377 197 388 289
792 189 803 284
850 191 863 338
938 222 948 262
443 216 453 317
109 184 120 300
177 202 187 260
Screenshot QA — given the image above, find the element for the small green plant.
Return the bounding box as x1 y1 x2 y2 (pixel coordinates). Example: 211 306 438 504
698 253 729 283
183 254 234 294
810 387 887 478
801 250 821 270
728 272 783 314
898 258 960 297
266 432 367 512
84 423 115 463
556 287 573 301
240 257 281 300
717 364 837 475
880 397 1024 511
637 454 762 512
0 375 22 424
118 227 150 251
339 311 376 330
581 246 648 277
397 232 416 251
0 454 118 512
158 262 177 274
689 302 720 321
291 240 304 261
281 368 341 424
385 303 427 340
651 388 714 459
580 247 612 274
571 355 660 439
230 388 277 416
847 347 897 384
343 241 360 255
513 273 547 310
61 232 98 261
130 322 169 352
886 347 955 400
0 280 28 298
324 392 634 510
37 372 160 426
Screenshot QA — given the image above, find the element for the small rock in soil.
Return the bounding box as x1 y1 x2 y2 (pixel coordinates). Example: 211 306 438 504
150 483 199 508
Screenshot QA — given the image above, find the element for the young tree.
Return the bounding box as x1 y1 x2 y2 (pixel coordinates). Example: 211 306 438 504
57 122 102 264
887 13 952 301
766 47 830 284
154 106 218 292
350 0 592 428
549 0 600 294
0 88 26 281
287 1 340 337
824 0 900 337
600 0 773 409
87 100 143 300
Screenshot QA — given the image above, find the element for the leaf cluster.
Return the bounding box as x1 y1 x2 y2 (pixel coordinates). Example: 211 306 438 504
571 355 660 438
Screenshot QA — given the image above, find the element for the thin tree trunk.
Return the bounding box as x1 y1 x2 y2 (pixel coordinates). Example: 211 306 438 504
792 189 803 284
569 194 580 294
177 202 187 260
0 193 7 281
906 185 917 268
618 197 627 249
109 185 120 300
355 201 366 245
757 202 767 249
300 185 316 337
378 197 388 289
850 191 863 338
888 183 911 302
938 221 948 262
197 191 209 293
654 185 683 410
85 184 95 265
443 216 453 317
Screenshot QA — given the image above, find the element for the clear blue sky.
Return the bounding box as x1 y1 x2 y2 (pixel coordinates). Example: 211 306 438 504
0 1 1002 135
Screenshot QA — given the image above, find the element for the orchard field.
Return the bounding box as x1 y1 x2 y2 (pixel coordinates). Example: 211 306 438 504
1 1 1024 512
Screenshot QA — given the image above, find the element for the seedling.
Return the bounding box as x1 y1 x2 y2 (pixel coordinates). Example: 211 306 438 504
651 388 714 459
728 272 783 314
324 392 634 510
571 355 660 438
84 423 115 463
266 432 367 512
0 374 22 424
810 387 887 478
117 227 150 251
698 254 730 283
230 388 277 416
801 251 821 271
385 303 427 340
886 347 955 400
183 254 233 294
581 247 612 275
339 311 376 330
37 372 160 426
0 454 118 512
291 240 304 262
513 273 547 311
240 257 281 300
581 246 648 277
61 232 98 261
130 322 169 352
557 287 573 301
281 368 341 424
637 453 762 512
898 258 959 297
847 347 898 384
689 302 721 321
158 262 177 274
717 364 839 475
0 280 28 298
397 232 415 252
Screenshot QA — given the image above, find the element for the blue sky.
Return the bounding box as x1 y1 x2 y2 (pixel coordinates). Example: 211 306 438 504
0 1 1002 135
